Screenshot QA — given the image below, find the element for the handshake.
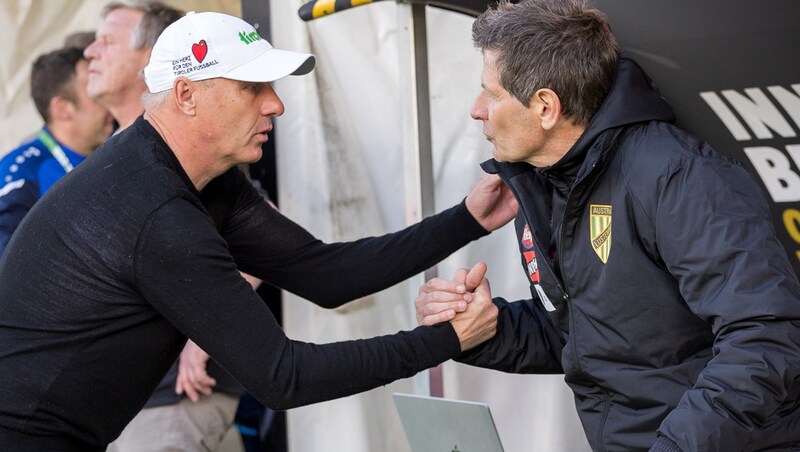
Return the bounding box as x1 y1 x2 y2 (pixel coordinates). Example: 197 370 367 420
415 262 498 351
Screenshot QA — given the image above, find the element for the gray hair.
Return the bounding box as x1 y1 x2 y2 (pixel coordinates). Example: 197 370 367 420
472 0 619 125
102 0 184 50
140 78 218 111
140 88 170 111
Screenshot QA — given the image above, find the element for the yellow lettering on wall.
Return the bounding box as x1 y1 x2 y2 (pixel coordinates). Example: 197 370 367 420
784 208 800 243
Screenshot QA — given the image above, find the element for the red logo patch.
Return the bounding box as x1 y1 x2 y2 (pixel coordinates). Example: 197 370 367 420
523 250 539 283
521 224 534 249
191 40 208 63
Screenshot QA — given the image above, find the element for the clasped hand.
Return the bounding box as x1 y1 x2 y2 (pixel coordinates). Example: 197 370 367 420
415 262 497 351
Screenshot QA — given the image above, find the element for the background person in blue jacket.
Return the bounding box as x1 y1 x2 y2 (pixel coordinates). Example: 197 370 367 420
0 46 112 256
415 0 800 450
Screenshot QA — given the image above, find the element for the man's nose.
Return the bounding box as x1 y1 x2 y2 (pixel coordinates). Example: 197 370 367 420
263 93 285 117
470 101 486 121
84 40 99 60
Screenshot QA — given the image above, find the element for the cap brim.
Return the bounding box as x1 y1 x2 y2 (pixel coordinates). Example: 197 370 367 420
223 48 316 83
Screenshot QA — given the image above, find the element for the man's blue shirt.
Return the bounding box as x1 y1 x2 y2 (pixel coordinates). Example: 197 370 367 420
37 144 85 195
0 127 83 256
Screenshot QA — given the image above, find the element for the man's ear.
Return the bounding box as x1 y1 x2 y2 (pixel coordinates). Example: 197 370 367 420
531 88 563 130
172 77 197 115
48 96 74 122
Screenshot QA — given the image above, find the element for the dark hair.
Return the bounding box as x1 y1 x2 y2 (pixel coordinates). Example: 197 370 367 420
30 47 85 123
63 31 97 51
102 1 184 50
472 0 619 125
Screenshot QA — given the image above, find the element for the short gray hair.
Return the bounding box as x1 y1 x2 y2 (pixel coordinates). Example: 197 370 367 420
472 0 619 125
102 0 184 50
140 78 218 111
140 88 170 111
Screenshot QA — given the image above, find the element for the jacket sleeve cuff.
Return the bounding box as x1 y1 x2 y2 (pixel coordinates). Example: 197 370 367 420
649 435 683 452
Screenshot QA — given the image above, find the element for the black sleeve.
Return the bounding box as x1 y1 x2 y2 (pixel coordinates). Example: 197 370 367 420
220 170 489 307
456 297 565 374
134 197 462 409
652 155 800 451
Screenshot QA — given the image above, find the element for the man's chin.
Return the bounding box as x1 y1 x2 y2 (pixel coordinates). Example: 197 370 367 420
491 149 507 162
87 89 108 104
243 149 263 164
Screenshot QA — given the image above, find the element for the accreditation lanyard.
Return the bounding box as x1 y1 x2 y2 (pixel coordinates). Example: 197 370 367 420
37 129 74 174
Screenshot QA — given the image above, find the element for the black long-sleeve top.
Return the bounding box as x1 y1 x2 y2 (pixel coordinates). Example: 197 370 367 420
0 116 488 451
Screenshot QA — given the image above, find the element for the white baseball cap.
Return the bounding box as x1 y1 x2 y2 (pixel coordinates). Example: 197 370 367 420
144 11 315 93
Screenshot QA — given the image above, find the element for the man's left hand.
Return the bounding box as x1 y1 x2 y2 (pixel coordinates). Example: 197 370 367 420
175 340 216 402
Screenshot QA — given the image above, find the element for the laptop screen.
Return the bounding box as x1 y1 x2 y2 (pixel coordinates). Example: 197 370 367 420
393 393 505 452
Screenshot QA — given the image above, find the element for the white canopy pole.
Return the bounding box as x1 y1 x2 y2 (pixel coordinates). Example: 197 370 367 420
396 0 444 397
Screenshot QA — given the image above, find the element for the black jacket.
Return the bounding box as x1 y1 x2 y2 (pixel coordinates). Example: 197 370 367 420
459 58 800 451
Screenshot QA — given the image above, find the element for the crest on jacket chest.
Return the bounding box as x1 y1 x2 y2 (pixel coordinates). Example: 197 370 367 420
590 204 612 264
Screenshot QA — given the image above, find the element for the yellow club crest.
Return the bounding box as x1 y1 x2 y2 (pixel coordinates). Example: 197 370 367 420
590 204 612 264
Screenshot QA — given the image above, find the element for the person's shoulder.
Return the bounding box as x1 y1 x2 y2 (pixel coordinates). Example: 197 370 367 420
36 157 70 195
36 155 63 173
92 146 195 215
618 122 742 174
614 121 753 205
0 133 53 184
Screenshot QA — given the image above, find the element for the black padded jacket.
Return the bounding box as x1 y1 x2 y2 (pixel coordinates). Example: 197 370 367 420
458 57 800 452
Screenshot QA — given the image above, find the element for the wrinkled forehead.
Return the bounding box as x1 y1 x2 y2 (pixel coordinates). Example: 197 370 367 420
98 7 144 38
480 50 502 81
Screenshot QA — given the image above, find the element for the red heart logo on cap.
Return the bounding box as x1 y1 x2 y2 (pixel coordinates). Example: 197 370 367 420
191 40 207 63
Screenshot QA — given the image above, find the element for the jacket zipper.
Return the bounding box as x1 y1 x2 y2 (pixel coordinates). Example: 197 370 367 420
597 388 612 451
558 160 599 376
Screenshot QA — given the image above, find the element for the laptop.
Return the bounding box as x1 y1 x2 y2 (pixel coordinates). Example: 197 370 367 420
393 393 505 452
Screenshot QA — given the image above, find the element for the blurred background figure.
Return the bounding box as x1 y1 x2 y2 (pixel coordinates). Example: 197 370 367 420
0 44 113 257
83 0 183 132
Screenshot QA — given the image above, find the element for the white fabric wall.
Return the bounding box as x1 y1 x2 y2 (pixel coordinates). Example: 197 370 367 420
271 2 590 451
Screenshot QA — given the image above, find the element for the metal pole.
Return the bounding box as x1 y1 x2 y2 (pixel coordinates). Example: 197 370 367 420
396 0 443 397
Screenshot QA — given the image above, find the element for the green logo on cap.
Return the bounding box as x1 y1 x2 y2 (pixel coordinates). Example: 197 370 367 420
239 31 262 44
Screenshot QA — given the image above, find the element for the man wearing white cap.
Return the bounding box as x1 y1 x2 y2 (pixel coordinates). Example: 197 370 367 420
0 11 516 451
84 4 249 451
